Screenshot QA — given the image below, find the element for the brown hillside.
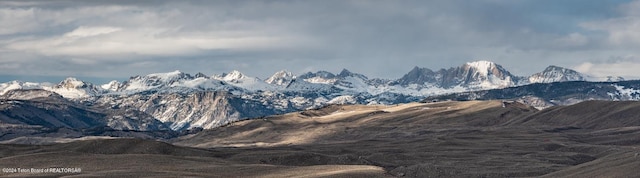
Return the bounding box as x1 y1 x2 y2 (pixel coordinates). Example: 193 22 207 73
507 100 640 129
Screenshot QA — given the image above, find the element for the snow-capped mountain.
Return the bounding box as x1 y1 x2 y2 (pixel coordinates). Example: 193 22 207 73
120 70 195 92
298 71 338 84
44 77 103 99
97 90 279 130
0 89 64 101
0 81 42 95
459 61 518 88
213 70 274 91
265 70 296 86
0 89 169 131
395 66 439 86
110 70 240 94
300 69 373 92
425 80 640 110
0 78 102 99
101 80 122 92
334 69 370 89
0 60 626 131
397 60 517 89
528 66 585 83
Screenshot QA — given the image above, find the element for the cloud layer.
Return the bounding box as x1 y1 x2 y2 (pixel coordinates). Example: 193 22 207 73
1 0 640 83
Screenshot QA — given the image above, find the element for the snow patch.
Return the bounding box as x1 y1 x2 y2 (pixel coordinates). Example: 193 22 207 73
466 60 494 76
328 95 357 105
611 84 640 100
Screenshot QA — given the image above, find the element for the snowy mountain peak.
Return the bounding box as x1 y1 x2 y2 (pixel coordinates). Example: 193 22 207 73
45 77 102 99
270 70 294 79
211 70 274 91
0 81 42 95
101 80 122 91
409 66 435 74
464 60 503 76
265 70 295 86
220 70 246 81
465 60 495 69
0 77 102 99
398 61 515 89
120 70 196 92
299 71 338 84
58 77 88 89
528 65 585 83
459 61 515 88
0 89 63 101
336 69 369 83
299 71 336 79
145 70 192 82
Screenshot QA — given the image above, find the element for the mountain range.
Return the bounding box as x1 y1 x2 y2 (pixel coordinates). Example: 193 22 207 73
0 60 632 131
424 80 640 109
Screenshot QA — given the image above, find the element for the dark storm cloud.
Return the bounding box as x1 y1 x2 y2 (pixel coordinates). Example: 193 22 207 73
1 0 640 83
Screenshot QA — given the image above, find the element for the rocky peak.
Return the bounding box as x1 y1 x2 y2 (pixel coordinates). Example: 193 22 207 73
194 72 208 79
528 65 585 83
452 61 516 88
397 66 437 86
337 69 353 78
337 69 368 80
397 61 516 89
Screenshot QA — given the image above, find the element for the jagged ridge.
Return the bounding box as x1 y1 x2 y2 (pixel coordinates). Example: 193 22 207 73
0 61 628 131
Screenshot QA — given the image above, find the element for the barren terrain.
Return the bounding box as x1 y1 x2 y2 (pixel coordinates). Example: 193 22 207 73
2 100 640 177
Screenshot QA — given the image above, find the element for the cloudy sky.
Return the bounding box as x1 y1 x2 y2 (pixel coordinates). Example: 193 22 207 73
2 0 640 84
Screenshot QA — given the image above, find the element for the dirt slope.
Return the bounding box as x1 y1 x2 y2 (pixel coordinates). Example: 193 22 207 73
2 100 640 177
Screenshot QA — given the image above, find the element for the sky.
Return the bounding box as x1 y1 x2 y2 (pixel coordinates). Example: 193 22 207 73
2 0 640 84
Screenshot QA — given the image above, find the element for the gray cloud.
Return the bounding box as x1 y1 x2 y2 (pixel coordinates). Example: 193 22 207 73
1 0 639 83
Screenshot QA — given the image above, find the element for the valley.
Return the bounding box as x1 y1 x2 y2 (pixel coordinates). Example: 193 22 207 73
1 100 639 177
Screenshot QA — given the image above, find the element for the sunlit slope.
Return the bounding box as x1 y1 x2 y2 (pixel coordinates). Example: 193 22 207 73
174 101 537 148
